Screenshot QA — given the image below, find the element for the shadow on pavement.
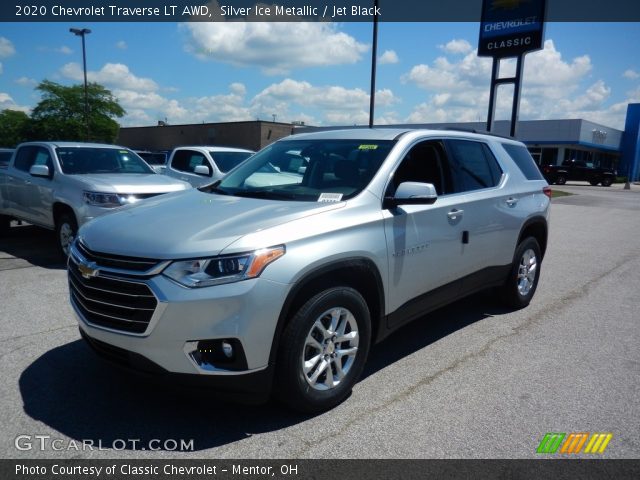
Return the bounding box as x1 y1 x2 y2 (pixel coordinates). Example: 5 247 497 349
19 293 504 451
0 223 65 270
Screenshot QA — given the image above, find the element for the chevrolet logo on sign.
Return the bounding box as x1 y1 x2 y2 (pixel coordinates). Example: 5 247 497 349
78 260 99 279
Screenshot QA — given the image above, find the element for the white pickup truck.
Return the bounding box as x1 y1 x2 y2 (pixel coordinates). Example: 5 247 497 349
0 141 190 256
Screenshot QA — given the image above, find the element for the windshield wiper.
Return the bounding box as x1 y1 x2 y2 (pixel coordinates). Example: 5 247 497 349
198 180 230 195
232 190 297 200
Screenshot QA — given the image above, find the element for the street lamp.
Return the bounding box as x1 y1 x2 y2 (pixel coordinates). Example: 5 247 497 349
69 27 91 141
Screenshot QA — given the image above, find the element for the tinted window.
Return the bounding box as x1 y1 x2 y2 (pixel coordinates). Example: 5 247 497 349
13 146 37 172
211 151 252 173
391 140 453 195
137 152 166 166
0 151 13 168
503 144 545 180
172 150 210 175
56 147 153 174
446 140 503 192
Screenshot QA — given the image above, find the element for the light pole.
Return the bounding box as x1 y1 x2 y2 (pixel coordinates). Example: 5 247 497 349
368 0 379 128
69 28 91 141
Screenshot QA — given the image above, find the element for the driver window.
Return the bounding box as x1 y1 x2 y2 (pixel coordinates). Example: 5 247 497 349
391 140 452 195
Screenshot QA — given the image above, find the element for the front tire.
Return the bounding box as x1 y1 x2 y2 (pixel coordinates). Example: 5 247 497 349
276 287 371 413
601 177 613 187
500 237 542 309
55 212 77 258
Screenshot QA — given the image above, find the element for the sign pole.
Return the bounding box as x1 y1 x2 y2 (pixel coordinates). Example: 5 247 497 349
486 58 500 132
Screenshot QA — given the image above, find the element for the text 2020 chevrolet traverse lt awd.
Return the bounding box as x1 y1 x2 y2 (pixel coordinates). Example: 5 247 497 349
69 129 550 412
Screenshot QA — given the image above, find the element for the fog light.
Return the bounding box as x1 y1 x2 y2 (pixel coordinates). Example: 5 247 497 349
221 341 233 358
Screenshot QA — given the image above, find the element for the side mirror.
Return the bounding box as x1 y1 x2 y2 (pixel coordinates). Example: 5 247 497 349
29 164 51 178
384 182 438 209
193 165 210 176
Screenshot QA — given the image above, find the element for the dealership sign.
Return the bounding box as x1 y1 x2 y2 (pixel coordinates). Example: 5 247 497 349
478 0 546 57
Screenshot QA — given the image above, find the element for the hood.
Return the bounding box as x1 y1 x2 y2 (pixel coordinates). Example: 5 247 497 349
69 173 188 193
78 189 343 259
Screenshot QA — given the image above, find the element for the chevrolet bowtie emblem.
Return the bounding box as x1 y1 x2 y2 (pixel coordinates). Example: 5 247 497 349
78 261 99 279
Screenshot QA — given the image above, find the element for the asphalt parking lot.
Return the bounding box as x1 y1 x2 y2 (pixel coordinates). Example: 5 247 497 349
1 182 639 459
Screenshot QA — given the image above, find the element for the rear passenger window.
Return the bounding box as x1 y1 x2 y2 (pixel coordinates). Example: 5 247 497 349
446 140 502 192
502 144 544 180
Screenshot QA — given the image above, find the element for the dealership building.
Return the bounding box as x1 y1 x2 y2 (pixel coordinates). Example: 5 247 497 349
117 103 640 181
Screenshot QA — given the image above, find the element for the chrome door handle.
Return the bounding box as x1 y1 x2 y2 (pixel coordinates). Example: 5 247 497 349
505 197 518 207
447 209 464 220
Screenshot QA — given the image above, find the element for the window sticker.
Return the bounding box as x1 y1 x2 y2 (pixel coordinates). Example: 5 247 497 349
318 192 344 203
358 144 378 150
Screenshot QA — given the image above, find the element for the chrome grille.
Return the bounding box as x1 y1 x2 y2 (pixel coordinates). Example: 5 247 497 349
76 241 160 272
68 255 158 334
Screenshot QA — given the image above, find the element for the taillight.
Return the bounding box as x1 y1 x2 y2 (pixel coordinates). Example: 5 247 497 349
543 186 552 199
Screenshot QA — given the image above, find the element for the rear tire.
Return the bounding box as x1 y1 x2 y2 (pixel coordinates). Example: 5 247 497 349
55 212 77 258
601 177 613 187
275 287 371 413
500 237 542 309
555 175 567 185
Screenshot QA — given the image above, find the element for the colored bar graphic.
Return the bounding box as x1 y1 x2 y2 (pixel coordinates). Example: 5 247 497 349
584 433 613 454
560 433 589 454
536 433 565 454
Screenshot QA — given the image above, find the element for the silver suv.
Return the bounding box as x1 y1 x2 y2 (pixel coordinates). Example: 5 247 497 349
69 129 551 412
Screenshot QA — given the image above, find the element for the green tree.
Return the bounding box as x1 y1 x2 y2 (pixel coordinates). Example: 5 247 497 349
30 80 125 143
0 109 30 147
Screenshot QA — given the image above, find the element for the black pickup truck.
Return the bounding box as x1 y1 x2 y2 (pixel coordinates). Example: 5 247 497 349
540 159 616 186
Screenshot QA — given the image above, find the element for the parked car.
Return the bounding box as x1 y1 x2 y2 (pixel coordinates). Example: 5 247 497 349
135 150 168 174
0 141 190 256
70 129 550 412
164 146 254 187
0 148 13 169
540 159 616 186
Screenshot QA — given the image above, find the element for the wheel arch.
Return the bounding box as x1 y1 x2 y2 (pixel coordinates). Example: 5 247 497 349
268 257 385 367
517 216 548 260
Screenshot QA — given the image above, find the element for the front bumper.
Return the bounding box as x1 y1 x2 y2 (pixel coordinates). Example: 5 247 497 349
79 328 274 402
70 252 290 392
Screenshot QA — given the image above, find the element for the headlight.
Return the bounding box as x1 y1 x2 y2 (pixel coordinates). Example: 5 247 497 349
83 191 142 208
162 245 285 288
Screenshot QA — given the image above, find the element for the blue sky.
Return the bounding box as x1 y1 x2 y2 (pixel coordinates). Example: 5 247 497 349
1 19 639 129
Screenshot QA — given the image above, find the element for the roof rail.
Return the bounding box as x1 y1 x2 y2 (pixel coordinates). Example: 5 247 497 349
440 127 514 140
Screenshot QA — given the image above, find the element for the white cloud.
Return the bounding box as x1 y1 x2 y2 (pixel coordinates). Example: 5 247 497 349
439 39 472 55
184 13 368 74
116 40 128 50
0 92 30 113
15 76 37 87
623 69 639 80
56 46 73 55
401 38 628 126
0 37 15 58
378 50 399 65
251 78 398 125
60 62 159 92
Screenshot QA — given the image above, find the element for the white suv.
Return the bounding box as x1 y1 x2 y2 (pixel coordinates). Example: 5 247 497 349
70 129 551 412
164 146 254 187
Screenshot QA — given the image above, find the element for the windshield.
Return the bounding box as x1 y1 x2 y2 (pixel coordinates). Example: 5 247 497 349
215 139 394 201
212 151 253 173
56 147 155 174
